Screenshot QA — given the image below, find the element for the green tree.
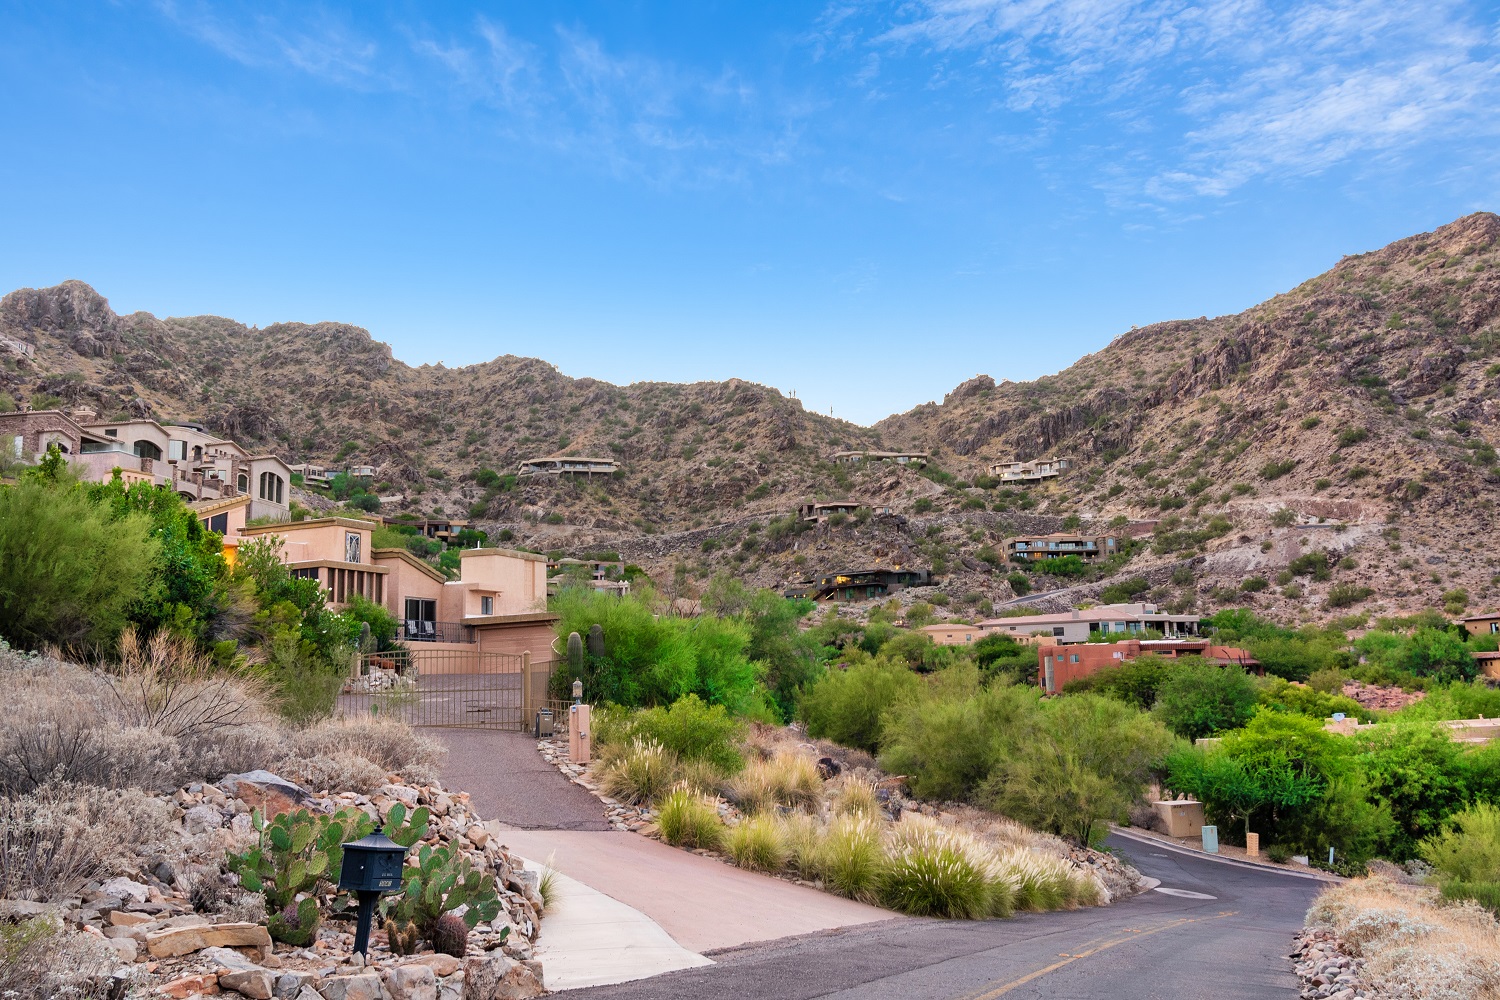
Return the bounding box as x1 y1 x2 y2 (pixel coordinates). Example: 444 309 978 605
800 655 922 753
1354 724 1470 860
1153 660 1257 740
0 479 161 649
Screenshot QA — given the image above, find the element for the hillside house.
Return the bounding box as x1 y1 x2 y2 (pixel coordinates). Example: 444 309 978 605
240 517 386 605
373 546 556 661
989 457 1071 485
1457 611 1500 636
381 516 471 542
784 568 933 602
1004 532 1119 564
827 450 929 468
1 409 292 521
1038 639 1258 693
547 557 630 597
289 463 330 486
920 623 987 645
517 456 618 478
977 603 1200 644
798 500 862 523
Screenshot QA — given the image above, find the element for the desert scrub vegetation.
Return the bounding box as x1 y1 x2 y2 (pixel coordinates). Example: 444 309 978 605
1306 878 1500 999
0 915 119 999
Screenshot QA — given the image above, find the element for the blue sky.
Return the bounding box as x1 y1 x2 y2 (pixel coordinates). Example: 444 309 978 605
1 2 1497 425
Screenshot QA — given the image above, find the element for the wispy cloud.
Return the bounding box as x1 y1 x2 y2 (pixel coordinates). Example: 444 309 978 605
152 1 385 87
869 0 1500 199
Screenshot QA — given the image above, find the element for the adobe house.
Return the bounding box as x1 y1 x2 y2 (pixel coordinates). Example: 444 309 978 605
1038 639 1259 693
827 450 929 468
372 546 557 672
798 500 862 524
920 623 986 646
1457 611 1500 636
516 456 618 478
240 516 387 605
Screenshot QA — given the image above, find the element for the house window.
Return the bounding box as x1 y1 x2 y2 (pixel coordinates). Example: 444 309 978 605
1492 623 1499 634
168 440 187 461
1070 654 1080 663
480 596 494 615
237 473 248 493
345 532 362 563
207 513 228 533
1052 627 1065 637
259 471 285 504
134 440 162 460
105 428 117 437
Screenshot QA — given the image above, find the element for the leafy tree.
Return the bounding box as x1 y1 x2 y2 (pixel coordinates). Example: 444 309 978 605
971 633 1033 685
0 479 160 649
1256 676 1371 723
1153 660 1257 740
1354 724 1470 860
800 655 922 753
1066 654 1172 711
880 678 1034 801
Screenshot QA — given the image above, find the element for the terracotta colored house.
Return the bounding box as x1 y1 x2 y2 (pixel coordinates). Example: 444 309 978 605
240 516 387 605
978 603 1200 644
1457 612 1500 636
1038 639 1259 693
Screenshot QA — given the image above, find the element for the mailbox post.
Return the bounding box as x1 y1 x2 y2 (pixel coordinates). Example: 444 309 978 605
338 827 409 957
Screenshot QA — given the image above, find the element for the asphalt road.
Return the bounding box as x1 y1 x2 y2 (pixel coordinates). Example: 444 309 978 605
565 834 1328 1000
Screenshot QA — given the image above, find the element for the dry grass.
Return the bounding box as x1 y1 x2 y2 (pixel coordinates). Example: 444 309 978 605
727 751 822 815
829 776 881 818
0 783 174 901
0 916 117 999
1307 878 1500 1000
286 718 445 785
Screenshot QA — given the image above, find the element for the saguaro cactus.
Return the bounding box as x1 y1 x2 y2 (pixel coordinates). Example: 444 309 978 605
567 631 584 670
587 623 605 658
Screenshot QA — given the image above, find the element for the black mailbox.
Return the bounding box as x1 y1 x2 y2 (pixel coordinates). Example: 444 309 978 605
339 827 407 892
339 827 409 955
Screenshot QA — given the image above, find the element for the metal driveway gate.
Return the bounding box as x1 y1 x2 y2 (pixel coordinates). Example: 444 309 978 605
339 650 562 731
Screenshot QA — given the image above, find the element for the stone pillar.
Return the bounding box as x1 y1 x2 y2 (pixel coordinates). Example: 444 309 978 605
568 704 591 764
1246 832 1260 858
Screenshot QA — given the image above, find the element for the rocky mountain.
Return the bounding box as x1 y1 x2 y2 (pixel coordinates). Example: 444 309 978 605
2 212 1498 622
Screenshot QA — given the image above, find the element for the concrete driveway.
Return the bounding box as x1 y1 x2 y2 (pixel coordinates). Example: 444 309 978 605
433 729 610 831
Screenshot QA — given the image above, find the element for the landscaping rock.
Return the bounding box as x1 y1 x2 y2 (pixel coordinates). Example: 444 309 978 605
102 876 152 904
220 771 315 818
384 963 437 1000
155 973 222 997
461 954 543 1000
274 972 317 998
146 921 272 959
220 968 277 999
186 804 227 835
111 909 157 926
317 973 389 1000
403 955 462 977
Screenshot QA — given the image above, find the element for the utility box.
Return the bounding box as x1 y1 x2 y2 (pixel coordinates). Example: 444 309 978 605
569 703 591 764
535 708 554 739
1153 799 1206 839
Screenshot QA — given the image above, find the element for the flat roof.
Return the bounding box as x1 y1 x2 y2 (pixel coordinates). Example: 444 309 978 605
371 547 448 583
240 515 380 534
459 546 548 563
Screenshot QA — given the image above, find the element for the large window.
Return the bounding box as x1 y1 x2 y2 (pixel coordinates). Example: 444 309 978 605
258 471 285 504
133 440 162 460
168 440 187 461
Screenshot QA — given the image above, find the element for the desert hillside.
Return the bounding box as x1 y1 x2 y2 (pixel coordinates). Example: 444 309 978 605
3 212 1498 621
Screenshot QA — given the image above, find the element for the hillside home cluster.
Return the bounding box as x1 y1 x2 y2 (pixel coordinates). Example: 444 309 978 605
784 568 933 602
287 463 375 487
922 603 1202 647
827 450 929 468
1 408 292 522
547 557 630 597
517 456 618 478
796 500 894 524
988 457 1070 484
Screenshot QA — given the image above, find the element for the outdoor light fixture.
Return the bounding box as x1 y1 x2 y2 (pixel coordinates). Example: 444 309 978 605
338 827 409 957
572 679 583 705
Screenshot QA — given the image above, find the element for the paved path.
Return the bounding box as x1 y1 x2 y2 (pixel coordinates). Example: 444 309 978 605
516 859 712 991
497 829 899 953
558 833 1328 999
432 730 610 831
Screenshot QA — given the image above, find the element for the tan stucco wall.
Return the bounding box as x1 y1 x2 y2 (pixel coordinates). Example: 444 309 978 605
373 551 445 619
449 550 548 618
474 618 558 659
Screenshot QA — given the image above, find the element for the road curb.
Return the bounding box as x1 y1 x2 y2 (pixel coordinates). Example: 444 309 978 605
1110 827 1342 883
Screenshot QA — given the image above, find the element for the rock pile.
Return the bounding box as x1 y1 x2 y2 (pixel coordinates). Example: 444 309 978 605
1291 928 1375 1000
1342 682 1425 712
26 771 546 1000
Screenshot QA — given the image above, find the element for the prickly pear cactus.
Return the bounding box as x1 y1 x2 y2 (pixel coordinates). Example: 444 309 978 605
381 843 503 943
225 806 375 944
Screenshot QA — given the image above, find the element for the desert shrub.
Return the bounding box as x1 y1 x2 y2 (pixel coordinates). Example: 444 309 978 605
288 718 445 784
1006 571 1031 596
819 815 886 902
728 752 822 814
1354 724 1470 860
880 681 1036 801
598 738 680 805
982 694 1175 845
727 815 786 873
632 695 745 774
1422 803 1500 885
801 657 922 753
0 783 174 901
258 633 348 726
1325 583 1374 609
1067 654 1171 711
275 752 387 795
1153 661 1258 741
657 788 725 851
1266 843 1292 864
0 917 117 1000
0 479 161 650
1098 577 1150 604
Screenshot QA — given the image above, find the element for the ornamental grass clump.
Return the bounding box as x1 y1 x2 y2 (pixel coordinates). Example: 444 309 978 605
728 751 822 814
819 815 886 903
777 813 824 878
727 815 787 873
999 848 1098 912
598 738 680 806
879 818 996 919
658 787 726 851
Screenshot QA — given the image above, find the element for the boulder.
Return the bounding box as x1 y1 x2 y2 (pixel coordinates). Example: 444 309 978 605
384 963 437 1000
461 954 543 1000
318 973 389 1000
146 921 272 959
403 955 461 978
155 973 222 997
220 772 315 818
103 936 139 962
220 969 276 999
186 804 227 836
275 971 317 998
101 877 152 904
110 909 156 927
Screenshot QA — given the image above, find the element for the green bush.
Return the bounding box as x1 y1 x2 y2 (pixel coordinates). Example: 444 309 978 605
1099 577 1150 604
1354 724 1469 860
1421 803 1500 885
630 695 746 774
1153 661 1257 741
1325 583 1374 609
880 680 1034 801
1006 571 1031 596
1439 879 1500 914
0 479 161 650
1035 555 1087 577
658 788 725 851
817 815 885 902
726 815 786 872
801 657 922 753
879 834 992 918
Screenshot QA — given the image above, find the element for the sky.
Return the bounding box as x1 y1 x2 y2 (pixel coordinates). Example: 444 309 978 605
1 2 1497 425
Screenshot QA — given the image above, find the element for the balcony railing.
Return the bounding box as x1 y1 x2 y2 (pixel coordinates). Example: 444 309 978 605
399 620 475 644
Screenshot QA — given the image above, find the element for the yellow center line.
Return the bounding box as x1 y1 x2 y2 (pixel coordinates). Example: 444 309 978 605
956 911 1240 1000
